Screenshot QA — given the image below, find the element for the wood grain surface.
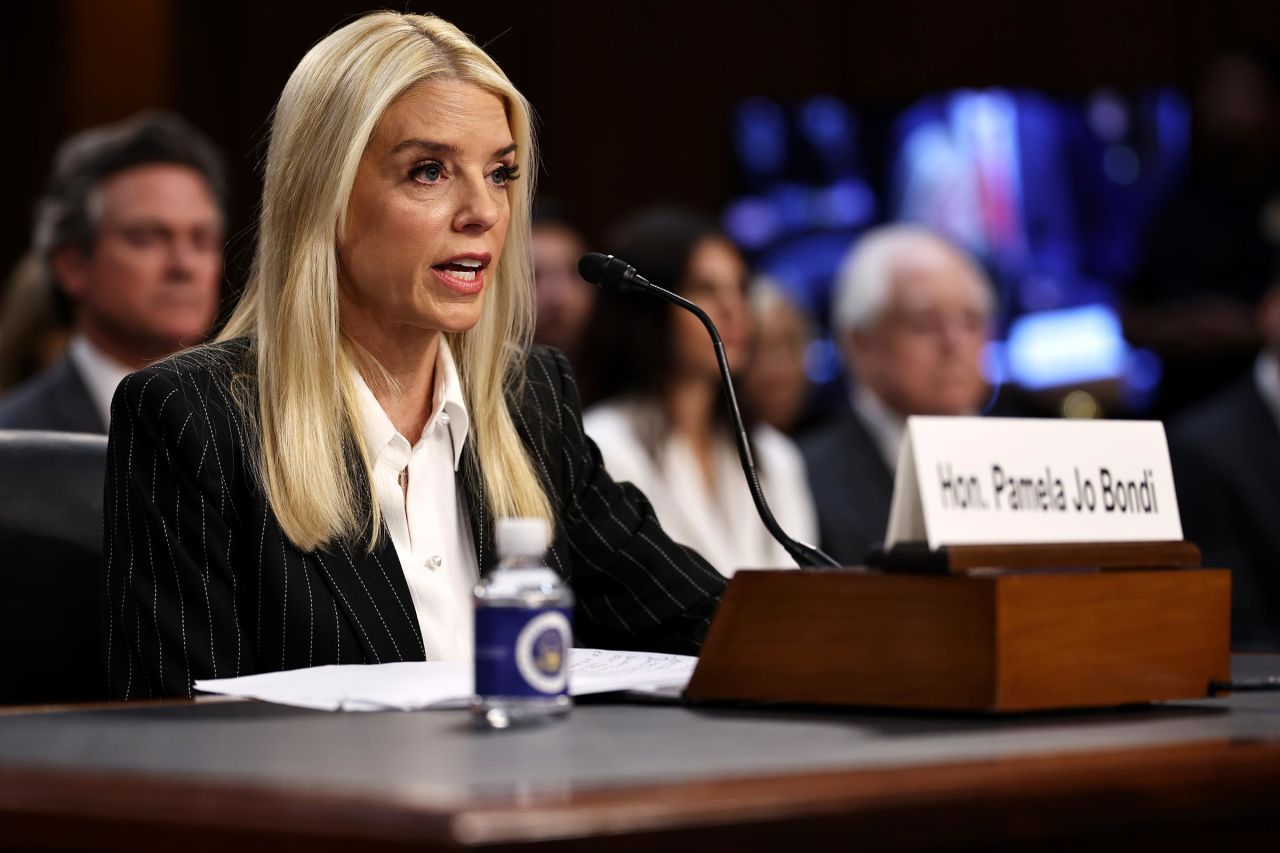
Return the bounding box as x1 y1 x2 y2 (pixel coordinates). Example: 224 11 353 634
686 568 1230 711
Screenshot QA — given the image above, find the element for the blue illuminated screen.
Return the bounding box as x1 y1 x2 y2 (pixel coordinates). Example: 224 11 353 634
725 88 1190 406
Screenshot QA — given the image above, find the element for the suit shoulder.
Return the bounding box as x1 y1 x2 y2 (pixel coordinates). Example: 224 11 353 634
798 415 856 463
523 344 569 386
798 412 893 493
516 344 574 407
0 357 100 432
1169 380 1261 458
115 339 252 426
143 338 250 385
127 338 246 391
526 343 567 371
0 367 67 428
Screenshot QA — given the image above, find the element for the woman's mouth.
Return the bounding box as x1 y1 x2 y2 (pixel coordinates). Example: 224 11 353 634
431 255 489 295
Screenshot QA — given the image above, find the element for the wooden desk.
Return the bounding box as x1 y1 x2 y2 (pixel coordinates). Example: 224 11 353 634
3 657 1280 851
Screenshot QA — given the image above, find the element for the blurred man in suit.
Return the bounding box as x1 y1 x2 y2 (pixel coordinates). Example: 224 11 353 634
0 113 225 433
1170 281 1280 650
801 226 994 566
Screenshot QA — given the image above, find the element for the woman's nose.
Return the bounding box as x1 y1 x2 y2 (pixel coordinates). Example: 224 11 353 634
453 176 500 232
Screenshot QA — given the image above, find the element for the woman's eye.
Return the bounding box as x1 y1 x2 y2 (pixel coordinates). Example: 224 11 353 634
410 162 444 184
490 164 520 186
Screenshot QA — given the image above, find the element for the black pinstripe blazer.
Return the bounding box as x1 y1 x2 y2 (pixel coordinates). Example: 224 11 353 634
103 339 726 699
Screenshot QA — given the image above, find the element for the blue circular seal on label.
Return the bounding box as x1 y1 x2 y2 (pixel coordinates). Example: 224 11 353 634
515 611 571 693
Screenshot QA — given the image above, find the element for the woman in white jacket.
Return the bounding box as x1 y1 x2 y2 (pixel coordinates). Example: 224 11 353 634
580 208 818 576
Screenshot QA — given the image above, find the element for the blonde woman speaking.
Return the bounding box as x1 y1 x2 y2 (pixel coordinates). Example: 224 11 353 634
103 12 726 699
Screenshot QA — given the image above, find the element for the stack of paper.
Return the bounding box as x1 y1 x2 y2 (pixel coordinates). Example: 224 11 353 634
193 649 697 711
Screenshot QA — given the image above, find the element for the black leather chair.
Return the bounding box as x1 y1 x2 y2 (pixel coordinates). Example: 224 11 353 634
0 430 109 703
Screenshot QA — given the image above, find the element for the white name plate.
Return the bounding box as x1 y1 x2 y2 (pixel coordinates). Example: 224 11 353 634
885 417 1183 550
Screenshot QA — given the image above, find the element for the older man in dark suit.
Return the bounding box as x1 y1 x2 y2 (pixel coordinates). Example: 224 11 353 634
0 113 225 433
801 226 995 566
1170 283 1280 650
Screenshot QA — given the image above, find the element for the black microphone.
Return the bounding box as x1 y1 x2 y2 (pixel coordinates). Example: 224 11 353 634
577 252 841 569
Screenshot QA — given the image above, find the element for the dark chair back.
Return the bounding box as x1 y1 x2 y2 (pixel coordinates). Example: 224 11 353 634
0 430 108 703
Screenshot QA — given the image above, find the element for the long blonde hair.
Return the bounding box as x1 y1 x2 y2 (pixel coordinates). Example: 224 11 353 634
220 12 551 551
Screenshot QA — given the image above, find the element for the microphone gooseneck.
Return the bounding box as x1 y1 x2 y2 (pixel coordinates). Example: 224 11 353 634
577 252 841 569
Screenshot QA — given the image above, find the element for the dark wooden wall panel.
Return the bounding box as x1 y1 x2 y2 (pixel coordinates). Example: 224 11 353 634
3 0 1280 287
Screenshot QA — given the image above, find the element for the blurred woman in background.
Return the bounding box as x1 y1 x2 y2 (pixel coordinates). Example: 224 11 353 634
0 253 67 392
743 277 814 436
581 208 817 575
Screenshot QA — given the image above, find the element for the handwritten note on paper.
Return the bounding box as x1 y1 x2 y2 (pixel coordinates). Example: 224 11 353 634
569 649 697 696
193 649 698 711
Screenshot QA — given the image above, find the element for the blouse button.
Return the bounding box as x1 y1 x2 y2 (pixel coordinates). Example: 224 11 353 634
438 412 451 426
428 554 443 569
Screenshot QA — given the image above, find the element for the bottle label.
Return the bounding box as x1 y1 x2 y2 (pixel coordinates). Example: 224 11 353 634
474 606 572 697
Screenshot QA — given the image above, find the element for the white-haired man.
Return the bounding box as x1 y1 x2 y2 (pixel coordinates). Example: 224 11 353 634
800 225 994 566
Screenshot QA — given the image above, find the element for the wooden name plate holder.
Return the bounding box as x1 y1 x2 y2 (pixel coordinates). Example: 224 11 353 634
684 542 1230 713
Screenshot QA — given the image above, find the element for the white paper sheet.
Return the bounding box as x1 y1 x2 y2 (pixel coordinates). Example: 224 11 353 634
193 649 697 711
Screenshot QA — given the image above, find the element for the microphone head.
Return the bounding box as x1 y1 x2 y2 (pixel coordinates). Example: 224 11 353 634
578 252 639 292
577 252 612 286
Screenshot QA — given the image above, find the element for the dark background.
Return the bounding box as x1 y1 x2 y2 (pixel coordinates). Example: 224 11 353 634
3 0 1279 288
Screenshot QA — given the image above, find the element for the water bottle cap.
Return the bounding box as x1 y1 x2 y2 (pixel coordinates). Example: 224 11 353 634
496 517 550 558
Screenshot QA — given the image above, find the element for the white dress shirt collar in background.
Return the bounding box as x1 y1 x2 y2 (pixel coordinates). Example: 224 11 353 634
851 385 905 472
352 338 478 662
582 397 819 576
67 333 132 429
1255 351 1280 434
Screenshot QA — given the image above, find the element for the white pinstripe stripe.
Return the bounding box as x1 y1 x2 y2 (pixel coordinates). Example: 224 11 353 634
104 384 120 690
120 380 136 699
338 542 402 660
256 509 266 654
157 512 191 690
332 586 342 664
199 487 214 678
193 376 229 517
564 537 661 624
300 541 314 668
141 511 163 693
369 549 424 657
280 531 288 670
228 530 240 676
134 374 161 419
315 552 379 663
174 409 194 448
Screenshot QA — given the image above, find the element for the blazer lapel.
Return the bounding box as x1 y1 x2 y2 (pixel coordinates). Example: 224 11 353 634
308 459 427 664
308 535 426 664
460 445 498 576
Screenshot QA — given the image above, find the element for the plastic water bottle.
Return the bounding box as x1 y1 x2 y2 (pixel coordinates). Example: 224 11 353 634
471 517 573 728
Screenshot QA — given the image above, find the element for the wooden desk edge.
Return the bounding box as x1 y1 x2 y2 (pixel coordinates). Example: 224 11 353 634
2 736 1280 850
0 694 242 717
